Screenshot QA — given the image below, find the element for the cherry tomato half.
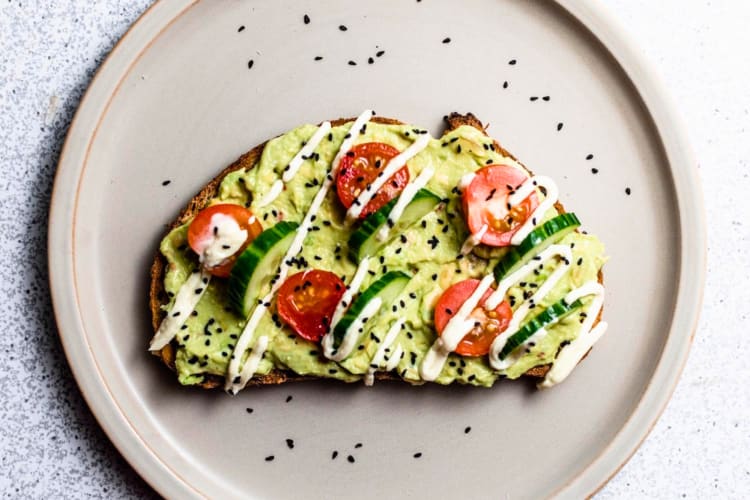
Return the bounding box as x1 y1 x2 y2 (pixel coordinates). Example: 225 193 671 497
187 204 263 277
462 164 539 247
276 270 347 342
336 142 410 218
434 279 513 357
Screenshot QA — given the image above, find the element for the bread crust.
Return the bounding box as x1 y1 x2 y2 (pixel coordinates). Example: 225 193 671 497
149 113 603 389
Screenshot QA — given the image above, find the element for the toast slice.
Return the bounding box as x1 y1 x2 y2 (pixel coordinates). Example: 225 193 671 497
149 113 604 390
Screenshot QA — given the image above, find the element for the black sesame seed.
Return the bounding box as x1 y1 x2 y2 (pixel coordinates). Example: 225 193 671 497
314 56 323 61
161 180 171 186
246 408 253 414
508 59 517 65
347 455 355 463
413 452 422 458
591 168 599 174
348 60 357 66
332 451 339 459
303 14 310 24
586 154 594 160
442 37 451 44
355 443 363 449
265 455 274 462
376 50 385 57
464 426 471 434
530 96 539 102
456 145 462 154
625 187 632 195
368 57 374 64
503 81 509 89
247 59 254 69
286 439 295 449
339 25 348 31
238 25 245 32
543 96 550 101
286 395 293 403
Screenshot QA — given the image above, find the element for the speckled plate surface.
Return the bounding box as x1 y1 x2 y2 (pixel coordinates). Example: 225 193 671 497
49 0 704 498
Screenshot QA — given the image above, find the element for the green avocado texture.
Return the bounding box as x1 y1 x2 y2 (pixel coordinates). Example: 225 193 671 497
158 120 606 387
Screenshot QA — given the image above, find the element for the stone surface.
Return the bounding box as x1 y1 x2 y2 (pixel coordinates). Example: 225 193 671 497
0 1 747 498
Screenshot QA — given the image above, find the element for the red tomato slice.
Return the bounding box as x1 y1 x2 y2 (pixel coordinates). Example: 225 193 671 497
462 164 540 247
277 270 347 342
434 279 513 357
336 142 410 218
187 204 263 277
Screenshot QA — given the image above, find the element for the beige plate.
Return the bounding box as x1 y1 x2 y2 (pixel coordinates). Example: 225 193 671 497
49 0 705 498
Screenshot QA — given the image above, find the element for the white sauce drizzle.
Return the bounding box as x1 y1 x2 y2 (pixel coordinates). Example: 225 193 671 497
282 121 332 182
328 297 383 363
419 274 495 382
256 179 284 208
198 213 248 269
540 282 607 388
226 290 274 393
227 111 374 389
237 335 269 391
488 244 573 370
345 132 432 223
149 270 211 351
365 318 405 386
321 257 371 359
509 176 559 245
459 224 488 255
375 167 435 242
458 172 476 191
332 110 375 172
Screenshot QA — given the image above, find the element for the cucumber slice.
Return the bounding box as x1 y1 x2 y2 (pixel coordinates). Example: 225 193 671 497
493 213 580 281
348 189 441 261
228 221 298 316
498 297 583 360
332 271 411 347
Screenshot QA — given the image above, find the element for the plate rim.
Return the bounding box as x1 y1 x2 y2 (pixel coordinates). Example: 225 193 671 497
47 0 706 498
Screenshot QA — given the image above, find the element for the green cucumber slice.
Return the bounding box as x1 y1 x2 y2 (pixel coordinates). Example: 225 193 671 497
498 298 583 360
228 221 298 316
348 189 441 261
332 271 411 347
493 213 580 281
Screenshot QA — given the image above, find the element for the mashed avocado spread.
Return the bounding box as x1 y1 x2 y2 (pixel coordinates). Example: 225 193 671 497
159 120 606 387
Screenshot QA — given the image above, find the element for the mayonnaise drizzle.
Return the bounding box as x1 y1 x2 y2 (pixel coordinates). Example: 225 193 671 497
321 257 371 360
375 166 435 242
237 335 269 389
458 172 476 191
199 213 249 269
332 110 376 171
328 297 383 363
509 176 559 245
149 270 211 351
256 179 284 208
345 133 432 223
420 274 495 382
282 121 332 182
488 244 573 369
365 318 405 386
227 111 374 390
540 282 607 388
226 290 273 393
459 224 488 255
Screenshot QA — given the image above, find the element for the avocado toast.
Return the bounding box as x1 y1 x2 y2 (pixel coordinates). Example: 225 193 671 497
149 112 607 393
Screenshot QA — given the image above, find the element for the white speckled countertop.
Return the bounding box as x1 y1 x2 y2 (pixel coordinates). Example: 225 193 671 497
0 1 747 498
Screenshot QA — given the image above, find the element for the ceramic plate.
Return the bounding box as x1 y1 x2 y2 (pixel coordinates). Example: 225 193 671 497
49 0 704 498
